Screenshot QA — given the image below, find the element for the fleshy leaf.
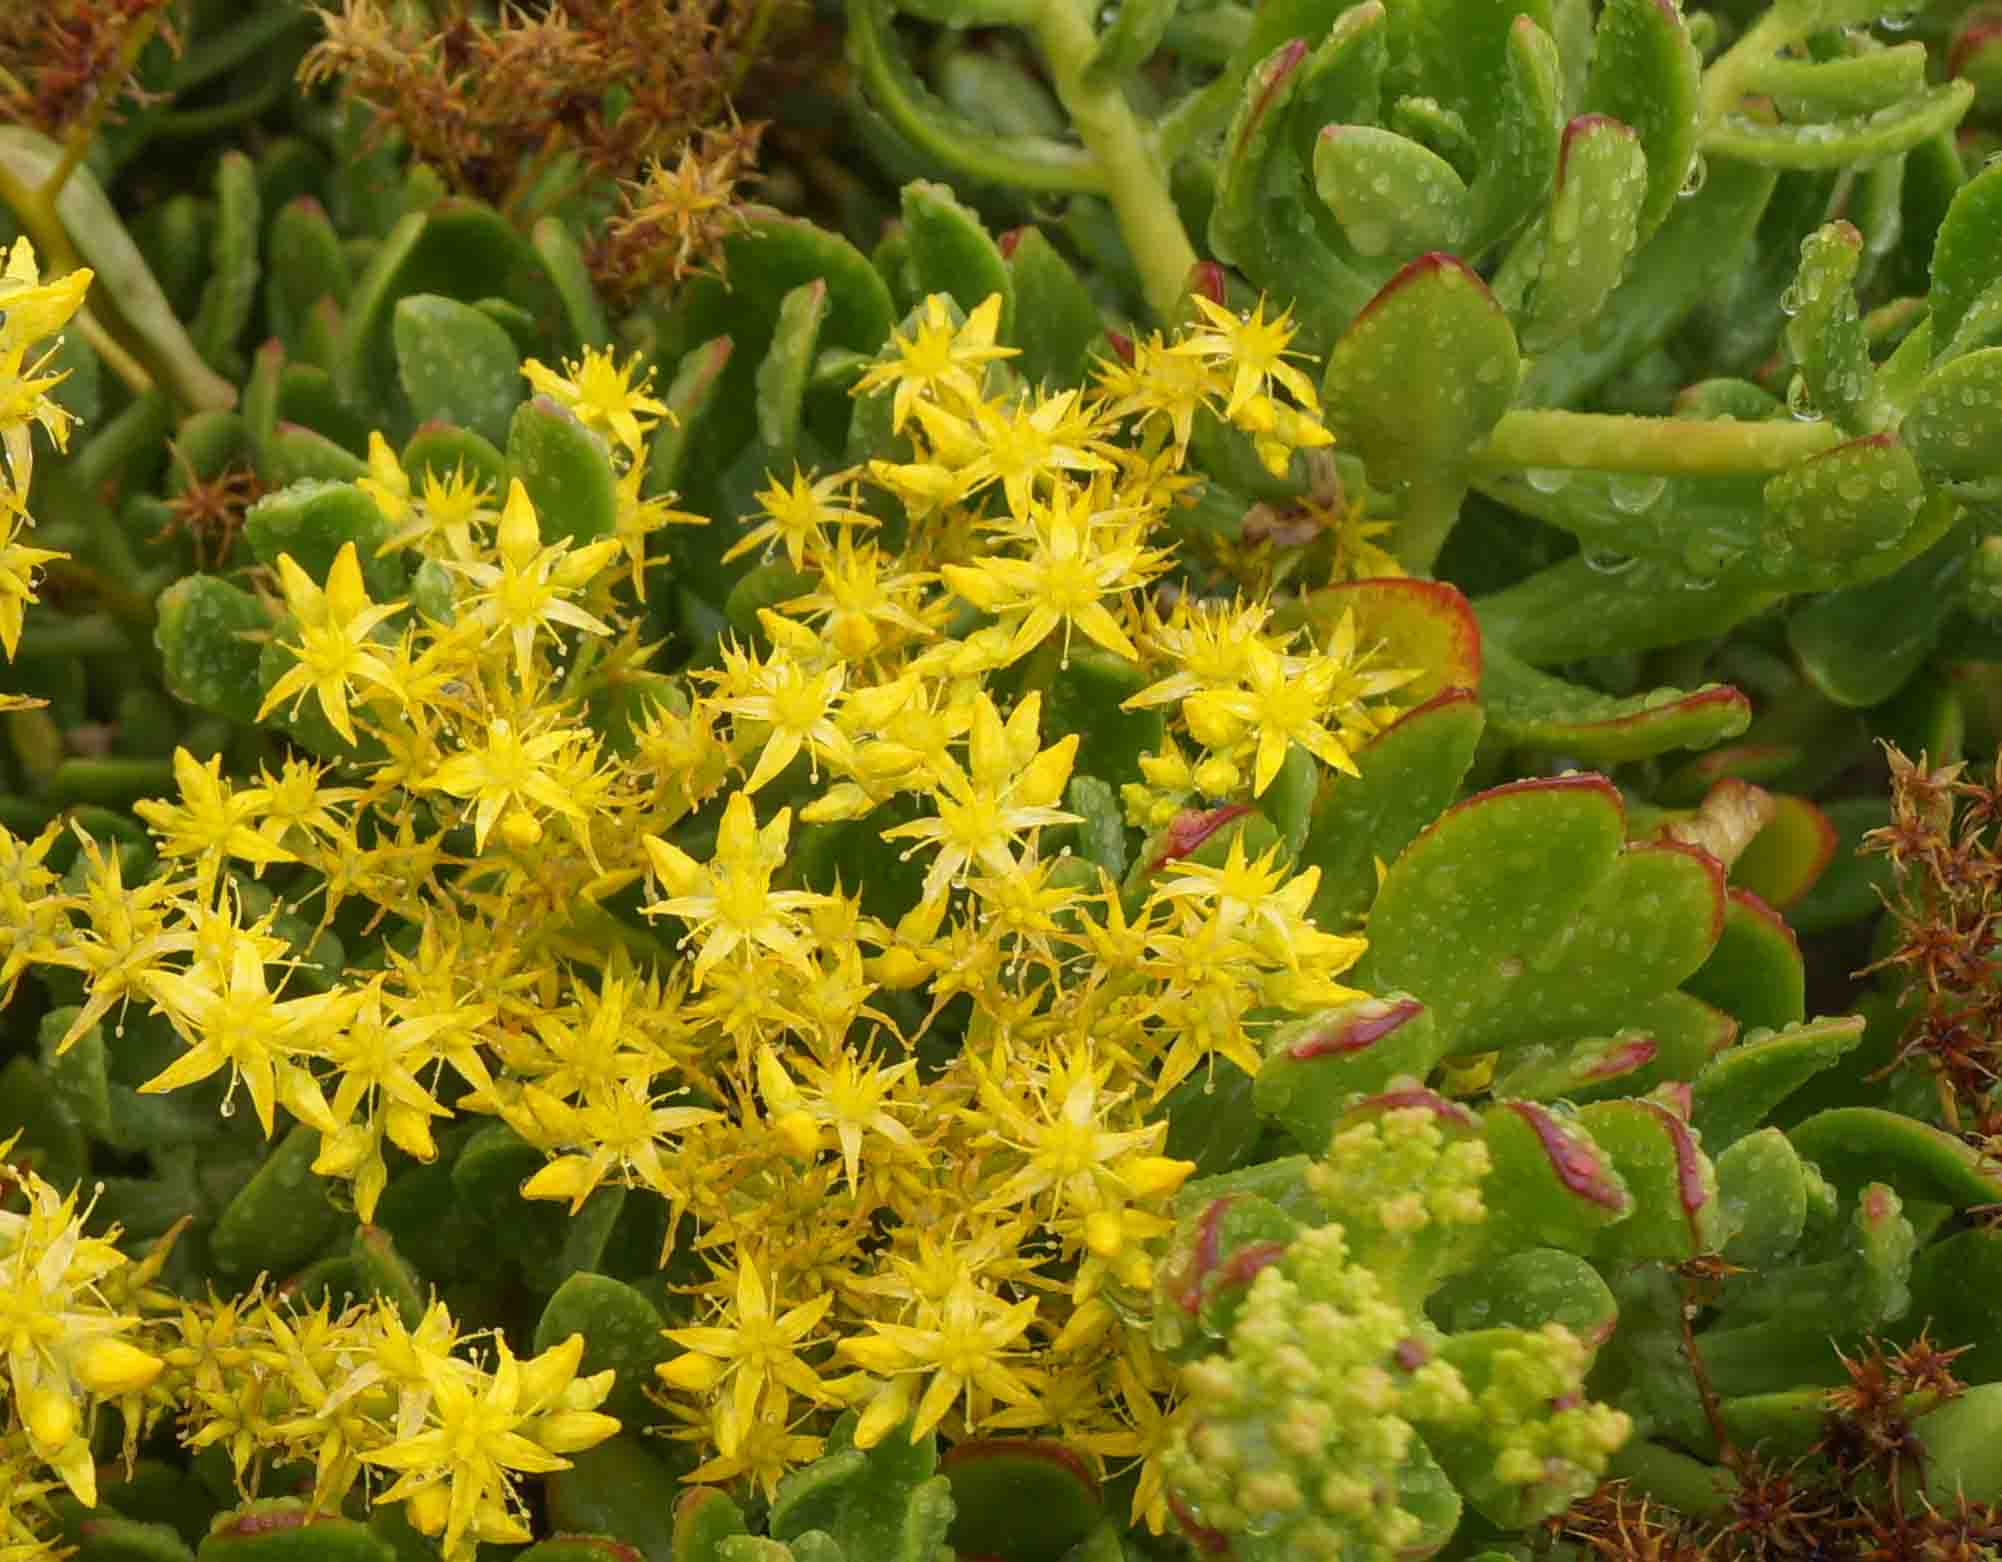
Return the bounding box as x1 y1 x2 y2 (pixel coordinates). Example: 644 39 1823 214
1788 521 1971 707
941 1441 1102 1562
1321 253 1521 565
536 1273 670 1430
1729 795 1838 910
1576 1097 1718 1262
509 396 619 547
1294 577 1482 705
1477 1100 1634 1254
1713 1127 1808 1268
769 1414 956 1562
1704 80 1974 169
1482 643 1750 763
392 294 524 448
1683 890 1805 1034
1297 688 1485 929
1255 995 1440 1148
1001 226 1103 387
1789 1107 2002 1205
1313 124 1469 259
209 1125 347 1284
1581 0 1700 240
1690 1014 1866 1152
1783 221 1882 434
547 1438 688 1562
753 280 829 475
901 181 1013 341
1429 1247 1618 1344
1517 115 1648 353
1352 774 1727 1056
1926 155 2002 362
1211 30 1380 347
1760 432 1928 589
1904 347 2002 482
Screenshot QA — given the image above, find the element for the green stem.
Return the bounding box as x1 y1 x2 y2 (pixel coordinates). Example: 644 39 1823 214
1028 0 1198 321
1695 7 1798 134
1469 409 1844 477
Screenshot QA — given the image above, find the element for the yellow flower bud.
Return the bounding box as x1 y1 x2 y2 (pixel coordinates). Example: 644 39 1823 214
801 782 879 823
521 1156 598 1208
773 1109 823 1160
656 1352 726 1392
1194 756 1240 797
1084 1208 1125 1259
407 1481 452 1536
535 1409 621 1454
866 948 934 990
1122 1155 1197 1199
74 1337 164 1397
1183 694 1245 749
22 1385 77 1452
499 808 544 849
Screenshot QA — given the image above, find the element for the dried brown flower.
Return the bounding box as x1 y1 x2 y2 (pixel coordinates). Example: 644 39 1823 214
0 0 176 137
300 0 791 221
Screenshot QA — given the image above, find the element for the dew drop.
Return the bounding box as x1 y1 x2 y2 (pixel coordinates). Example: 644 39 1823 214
1678 155 1708 198
1608 473 1668 513
219 1097 236 1119
1583 546 1639 575
1785 374 1822 421
1525 467 1573 493
1879 7 1916 28
1837 472 1873 504
1778 283 1803 317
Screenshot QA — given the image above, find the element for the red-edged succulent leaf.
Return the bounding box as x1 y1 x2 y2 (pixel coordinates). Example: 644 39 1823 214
1731 795 1839 910
1352 774 1728 1057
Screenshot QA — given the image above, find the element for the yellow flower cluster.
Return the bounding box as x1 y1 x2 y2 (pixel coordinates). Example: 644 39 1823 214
0 239 88 681
1 285 1416 1536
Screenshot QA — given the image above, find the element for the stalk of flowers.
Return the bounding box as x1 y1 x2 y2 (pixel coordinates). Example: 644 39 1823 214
0 275 1424 1543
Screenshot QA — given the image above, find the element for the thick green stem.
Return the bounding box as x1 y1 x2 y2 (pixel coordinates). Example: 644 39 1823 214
1470 409 1843 477
1696 8 1795 133
1030 0 1199 321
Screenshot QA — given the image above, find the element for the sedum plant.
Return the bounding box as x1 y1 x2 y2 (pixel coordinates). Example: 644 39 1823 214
3 0 2002 1559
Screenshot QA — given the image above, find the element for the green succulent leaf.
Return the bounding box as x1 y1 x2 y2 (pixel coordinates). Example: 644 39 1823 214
1313 124 1470 259
1211 31 1380 348
1713 1126 1808 1268
1783 221 1883 434
1001 226 1104 387
1787 518 1971 707
1905 348 2002 483
1482 642 1750 763
391 295 524 448
208 1125 347 1284
509 396 619 546
1690 1013 1866 1153
1351 774 1726 1057
191 150 260 375
1682 890 1806 1035
1929 160 2002 364
1789 1108 2002 1206
942 1441 1103 1562
1581 0 1700 240
769 1414 956 1562
1515 115 1649 353
1322 253 1520 568
155 575 270 723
